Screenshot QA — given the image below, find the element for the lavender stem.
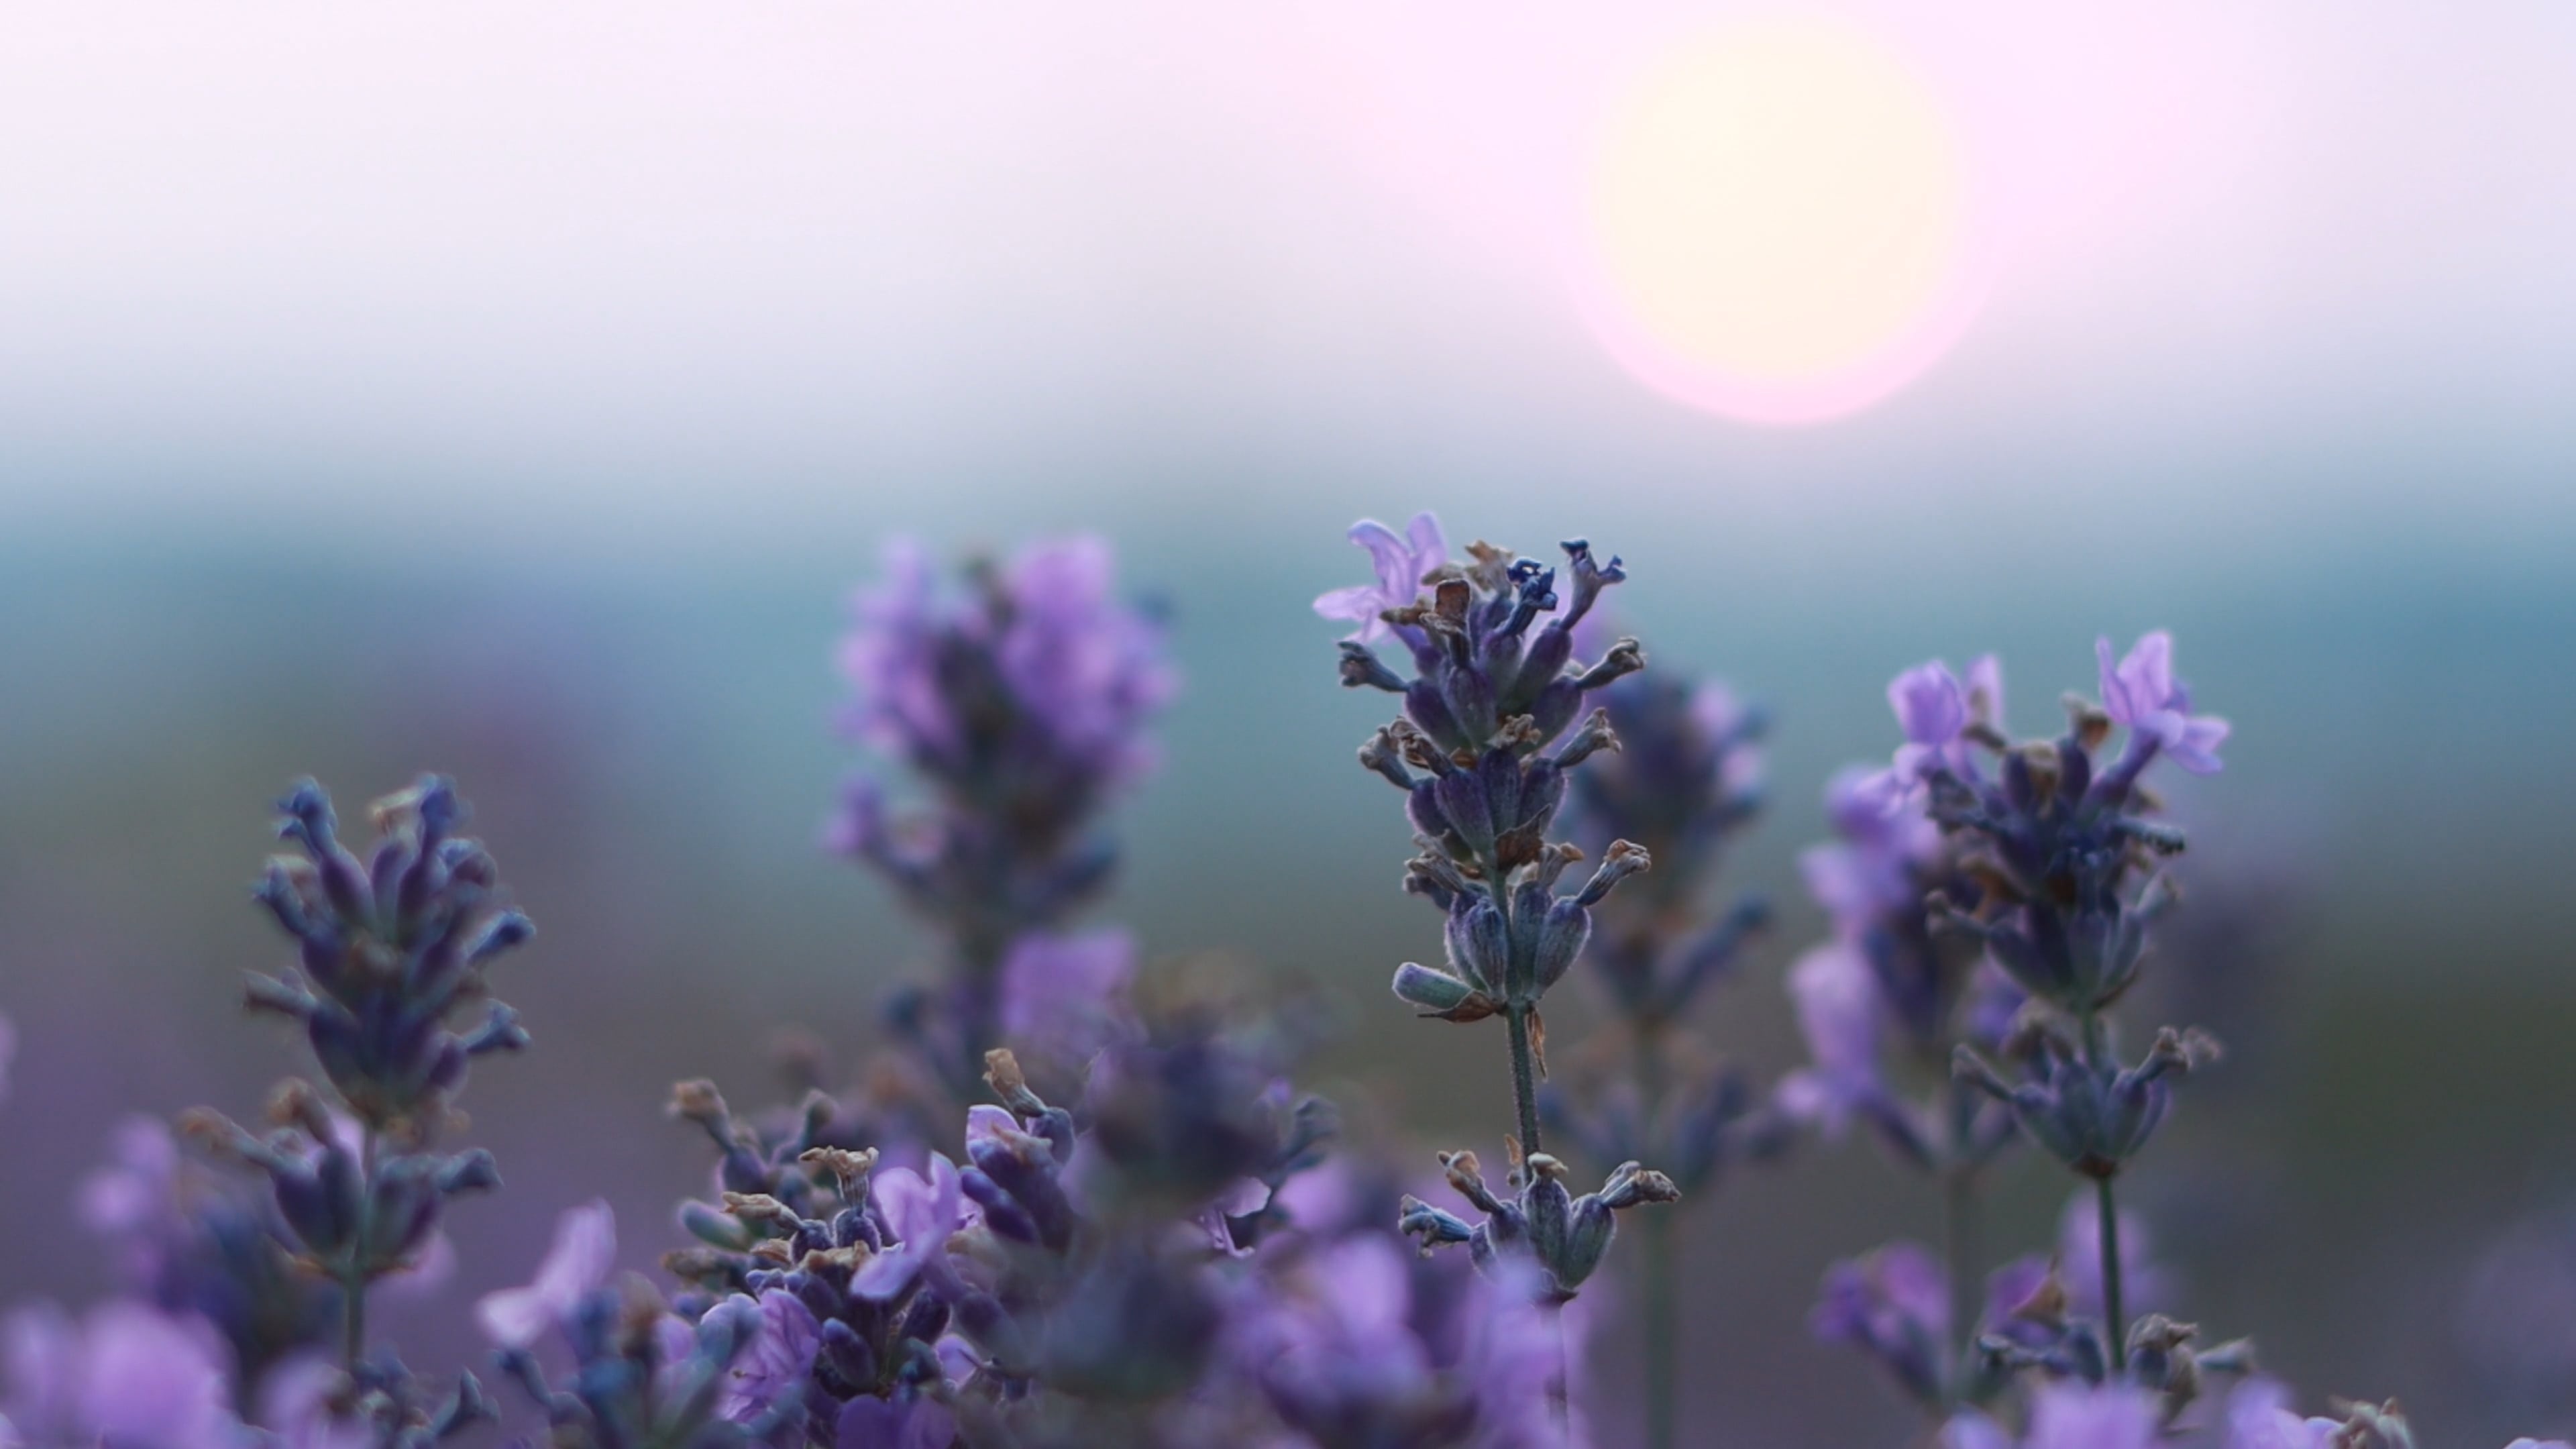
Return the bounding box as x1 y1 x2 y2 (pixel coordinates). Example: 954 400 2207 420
1943 1160 1980 1402
1505 1001 1544 1159
342 1124 376 1369
2096 1172 2127 1373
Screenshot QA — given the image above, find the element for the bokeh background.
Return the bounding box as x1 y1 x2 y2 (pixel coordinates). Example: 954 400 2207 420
3 2 2573 1443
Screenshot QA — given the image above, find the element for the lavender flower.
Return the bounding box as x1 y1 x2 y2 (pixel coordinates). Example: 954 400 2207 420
1780 762 2020 1175
1325 518 1676 1305
1314 513 1449 646
474 1199 615 1348
2095 633 2229 776
2002 1379 2161 1449
245 776 534 1132
0 1012 13 1108
1813 1242 1955 1407
851 1159 968 1302
655 1018 1328 1445
996 929 1138 1088
1236 1232 1474 1446
487 1203 802 1448
1799 636 2237 1424
1 1301 238 1449
77 1115 338 1403
831 536 1174 1091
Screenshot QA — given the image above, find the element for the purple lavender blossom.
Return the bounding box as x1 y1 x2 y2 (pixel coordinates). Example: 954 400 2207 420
1780 761 2017 1178
2219 1379 2338 1449
1461 1263 1598 1449
853 1158 967 1301
1239 1233 1472 1446
1813 1242 1954 1405
713 1291 821 1423
1941 1382 2164 1449
246 776 535 1133
830 536 1175 1091
476 1199 616 1348
1314 513 1448 644
2 1301 237 1449
996 928 1138 1082
840 537 1173 790
2096 632 2229 775
1778 941 1884 1138
76 1116 338 1400
1324 518 1679 1302
2020 1380 2162 1449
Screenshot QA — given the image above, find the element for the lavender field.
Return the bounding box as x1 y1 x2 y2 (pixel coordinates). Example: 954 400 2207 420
3 4 2574 1447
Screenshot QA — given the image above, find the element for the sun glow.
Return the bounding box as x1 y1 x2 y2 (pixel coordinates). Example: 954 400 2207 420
1581 19 1982 425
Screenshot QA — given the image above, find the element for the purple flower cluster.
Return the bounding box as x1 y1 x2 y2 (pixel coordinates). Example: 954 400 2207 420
830 537 1174 1093
8 523 2572 1449
1792 636 2249 1430
1319 517 1680 1309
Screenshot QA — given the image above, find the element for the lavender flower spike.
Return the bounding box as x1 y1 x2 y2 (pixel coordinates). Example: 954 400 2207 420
830 535 1175 1091
1326 517 1679 1303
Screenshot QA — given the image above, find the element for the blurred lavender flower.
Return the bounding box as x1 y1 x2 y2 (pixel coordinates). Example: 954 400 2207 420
1815 1242 1956 1407
484 1203 800 1448
1 1300 238 1449
76 1115 337 1403
1780 761 2020 1176
831 535 1174 1092
1943 1379 2162 1449
996 928 1138 1090
2190 1384 2569 1449
474 1199 614 1348
1801 636 2236 1419
1534 654 1786 1449
1236 1232 1475 1446
0 1012 13 1108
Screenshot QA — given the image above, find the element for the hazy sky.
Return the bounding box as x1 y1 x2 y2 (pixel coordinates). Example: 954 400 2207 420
3 1 2571 559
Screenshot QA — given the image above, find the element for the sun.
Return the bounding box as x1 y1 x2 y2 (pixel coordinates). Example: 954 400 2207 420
1579 19 1982 425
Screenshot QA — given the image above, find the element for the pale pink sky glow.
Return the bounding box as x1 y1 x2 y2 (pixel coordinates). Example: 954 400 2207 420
1 1 2571 541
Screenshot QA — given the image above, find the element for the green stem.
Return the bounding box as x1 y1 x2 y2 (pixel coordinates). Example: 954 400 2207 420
343 1125 376 1369
1504 1002 1544 1159
2096 1173 2127 1373
1942 1163 1980 1402
1487 857 1544 1161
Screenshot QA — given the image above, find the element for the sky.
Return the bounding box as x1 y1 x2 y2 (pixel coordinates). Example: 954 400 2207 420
3 0 2573 566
